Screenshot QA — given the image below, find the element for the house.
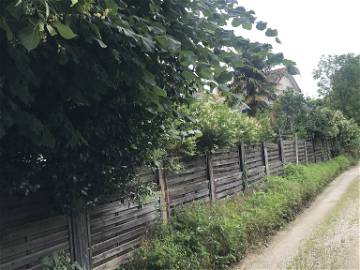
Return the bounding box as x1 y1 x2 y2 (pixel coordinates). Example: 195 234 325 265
267 67 301 96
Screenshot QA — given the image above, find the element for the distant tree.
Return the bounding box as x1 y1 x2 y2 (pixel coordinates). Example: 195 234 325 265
330 56 360 124
313 54 354 96
313 54 360 124
229 52 299 114
271 89 308 136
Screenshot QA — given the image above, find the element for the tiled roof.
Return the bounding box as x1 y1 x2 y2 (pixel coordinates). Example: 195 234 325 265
267 68 301 92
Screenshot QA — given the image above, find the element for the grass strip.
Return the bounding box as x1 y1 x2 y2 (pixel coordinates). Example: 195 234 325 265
122 155 354 270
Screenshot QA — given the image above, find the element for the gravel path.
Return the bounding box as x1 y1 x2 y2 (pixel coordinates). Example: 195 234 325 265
233 163 360 270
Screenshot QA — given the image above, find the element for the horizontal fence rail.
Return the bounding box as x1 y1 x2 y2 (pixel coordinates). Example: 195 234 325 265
0 137 333 270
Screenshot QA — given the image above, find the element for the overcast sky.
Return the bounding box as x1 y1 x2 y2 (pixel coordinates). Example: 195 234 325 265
235 0 360 97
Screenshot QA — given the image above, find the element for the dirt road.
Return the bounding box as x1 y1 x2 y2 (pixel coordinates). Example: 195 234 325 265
233 163 360 270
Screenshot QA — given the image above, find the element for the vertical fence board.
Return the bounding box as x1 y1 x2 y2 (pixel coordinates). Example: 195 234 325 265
212 147 242 199
244 144 266 187
239 143 246 190
267 142 283 175
312 137 317 163
166 155 209 208
304 141 308 163
158 163 170 222
71 210 91 270
295 135 299 164
279 137 285 165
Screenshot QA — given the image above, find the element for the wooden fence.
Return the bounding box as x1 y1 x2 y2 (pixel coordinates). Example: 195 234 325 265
0 137 333 270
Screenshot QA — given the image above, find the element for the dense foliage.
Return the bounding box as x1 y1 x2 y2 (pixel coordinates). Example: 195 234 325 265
123 156 352 270
314 54 360 124
180 97 274 152
306 107 360 155
271 89 308 136
271 89 360 156
0 0 297 210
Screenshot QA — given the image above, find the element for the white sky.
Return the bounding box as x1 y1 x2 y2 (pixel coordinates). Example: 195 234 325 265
234 0 360 97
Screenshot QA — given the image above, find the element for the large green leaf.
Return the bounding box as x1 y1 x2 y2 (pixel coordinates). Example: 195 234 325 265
287 65 300 75
46 24 57 36
216 71 233 84
18 25 42 51
182 70 196 82
256 21 267 31
265 28 278 37
268 53 284 65
242 22 252 30
231 18 242 27
70 0 78 7
155 35 181 52
53 22 77 40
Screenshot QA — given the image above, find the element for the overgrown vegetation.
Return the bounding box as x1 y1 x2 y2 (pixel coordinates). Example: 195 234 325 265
271 89 360 156
123 156 353 270
190 98 274 151
0 0 297 210
314 54 360 124
0 1 358 216
42 251 81 270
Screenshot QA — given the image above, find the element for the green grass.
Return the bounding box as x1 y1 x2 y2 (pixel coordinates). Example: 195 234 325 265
122 156 353 270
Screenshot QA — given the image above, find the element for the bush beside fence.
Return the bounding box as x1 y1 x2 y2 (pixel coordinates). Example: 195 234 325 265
0 137 334 270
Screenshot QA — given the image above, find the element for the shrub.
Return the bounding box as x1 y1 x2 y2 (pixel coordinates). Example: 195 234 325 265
173 98 275 153
123 156 352 270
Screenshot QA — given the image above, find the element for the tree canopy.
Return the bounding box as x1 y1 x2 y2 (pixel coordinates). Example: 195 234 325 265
314 54 360 124
0 0 297 210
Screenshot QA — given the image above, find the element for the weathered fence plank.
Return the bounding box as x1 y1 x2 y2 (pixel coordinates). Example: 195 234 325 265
212 147 242 199
71 210 91 270
295 135 299 164
158 163 170 222
0 196 72 270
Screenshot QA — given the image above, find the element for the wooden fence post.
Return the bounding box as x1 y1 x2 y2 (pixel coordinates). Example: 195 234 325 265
279 137 285 166
294 134 299 165
157 162 170 223
262 142 270 176
322 140 326 160
206 153 216 202
71 210 91 270
304 140 308 164
239 143 247 190
326 139 331 159
312 137 317 163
